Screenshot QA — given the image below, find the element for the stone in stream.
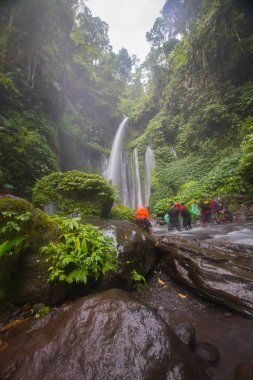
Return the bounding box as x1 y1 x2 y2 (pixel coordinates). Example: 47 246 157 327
158 234 253 317
0 289 211 380
174 322 196 348
193 342 220 366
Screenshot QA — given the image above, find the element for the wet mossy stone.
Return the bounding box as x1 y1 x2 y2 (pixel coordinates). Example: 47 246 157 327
193 342 220 367
0 196 67 305
32 170 114 217
174 322 196 348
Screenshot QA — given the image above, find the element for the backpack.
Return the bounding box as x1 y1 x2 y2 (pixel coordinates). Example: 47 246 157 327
164 213 170 224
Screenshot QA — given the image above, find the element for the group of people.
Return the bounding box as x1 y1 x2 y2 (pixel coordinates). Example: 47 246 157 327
133 197 234 234
165 196 233 232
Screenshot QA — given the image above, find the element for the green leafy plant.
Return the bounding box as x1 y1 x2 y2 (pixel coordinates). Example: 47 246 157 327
0 211 32 234
0 237 25 258
109 204 134 220
33 306 51 319
40 217 118 285
32 170 115 217
131 269 146 293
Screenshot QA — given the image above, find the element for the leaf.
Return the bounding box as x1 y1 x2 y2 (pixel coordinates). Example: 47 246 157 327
0 318 31 333
0 339 8 351
0 237 25 257
81 238 88 254
158 278 166 286
178 293 187 299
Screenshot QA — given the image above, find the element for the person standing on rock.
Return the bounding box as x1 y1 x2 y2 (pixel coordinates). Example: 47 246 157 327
199 196 211 227
167 203 181 232
180 202 192 230
134 204 153 234
210 197 221 224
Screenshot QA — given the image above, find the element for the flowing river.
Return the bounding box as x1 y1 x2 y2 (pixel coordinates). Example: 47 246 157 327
154 221 253 246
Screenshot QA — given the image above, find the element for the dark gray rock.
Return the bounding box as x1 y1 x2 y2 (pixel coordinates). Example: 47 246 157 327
174 322 196 347
158 235 253 317
193 342 220 366
0 289 210 380
83 217 157 290
157 306 177 328
0 215 157 306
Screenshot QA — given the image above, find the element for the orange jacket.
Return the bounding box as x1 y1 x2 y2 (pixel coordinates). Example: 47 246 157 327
134 207 149 219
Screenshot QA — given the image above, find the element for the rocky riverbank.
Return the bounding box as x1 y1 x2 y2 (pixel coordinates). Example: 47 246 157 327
134 267 253 380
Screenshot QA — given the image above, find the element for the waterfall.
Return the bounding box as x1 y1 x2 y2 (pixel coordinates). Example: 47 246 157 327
171 146 178 160
106 117 155 209
107 117 128 194
101 154 109 179
144 146 155 207
121 151 130 206
134 147 143 206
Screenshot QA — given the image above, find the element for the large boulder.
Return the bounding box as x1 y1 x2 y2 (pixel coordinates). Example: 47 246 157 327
83 217 157 290
0 198 157 305
0 197 67 305
158 234 253 317
0 289 210 380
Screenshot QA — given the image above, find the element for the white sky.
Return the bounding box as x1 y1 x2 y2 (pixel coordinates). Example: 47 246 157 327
86 0 165 62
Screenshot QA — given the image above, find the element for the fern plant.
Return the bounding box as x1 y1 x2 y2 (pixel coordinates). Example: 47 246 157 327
40 217 118 285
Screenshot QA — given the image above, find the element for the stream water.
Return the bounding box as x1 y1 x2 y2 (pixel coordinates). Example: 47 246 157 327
154 221 253 246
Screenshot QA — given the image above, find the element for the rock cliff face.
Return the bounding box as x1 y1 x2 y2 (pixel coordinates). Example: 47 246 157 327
158 235 253 317
0 289 210 380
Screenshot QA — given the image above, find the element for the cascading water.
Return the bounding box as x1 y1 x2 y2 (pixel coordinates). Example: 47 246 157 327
106 117 128 197
106 117 155 209
171 146 178 160
144 146 155 207
134 147 143 206
101 154 109 179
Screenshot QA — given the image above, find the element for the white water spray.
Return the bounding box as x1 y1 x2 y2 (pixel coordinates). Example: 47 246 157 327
107 117 128 191
144 146 155 206
134 147 143 206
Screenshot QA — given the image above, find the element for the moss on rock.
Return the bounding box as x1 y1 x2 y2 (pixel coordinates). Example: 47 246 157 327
0 196 64 304
32 170 114 217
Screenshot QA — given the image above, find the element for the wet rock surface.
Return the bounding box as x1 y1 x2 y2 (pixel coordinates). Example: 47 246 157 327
134 268 253 380
193 342 220 366
157 233 253 317
174 322 196 347
0 218 157 306
0 289 210 380
83 217 157 290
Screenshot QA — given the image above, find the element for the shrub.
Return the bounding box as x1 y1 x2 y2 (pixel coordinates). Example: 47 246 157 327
0 197 59 251
109 204 134 220
40 217 118 285
153 197 176 217
32 170 115 217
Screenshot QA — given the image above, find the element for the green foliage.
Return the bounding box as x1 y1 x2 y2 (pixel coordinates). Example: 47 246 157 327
131 269 146 292
0 112 58 198
109 205 134 221
40 216 118 285
32 170 115 217
0 237 25 258
129 0 253 206
199 149 251 194
177 180 206 203
152 197 175 217
34 306 51 318
238 120 253 184
0 196 59 253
